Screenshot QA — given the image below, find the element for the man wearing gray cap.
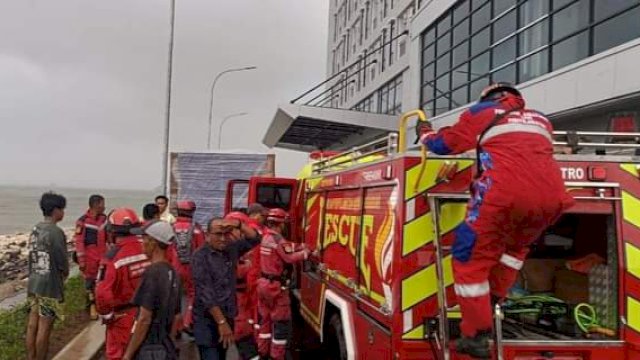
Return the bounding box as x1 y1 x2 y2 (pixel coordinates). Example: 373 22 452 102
123 221 182 360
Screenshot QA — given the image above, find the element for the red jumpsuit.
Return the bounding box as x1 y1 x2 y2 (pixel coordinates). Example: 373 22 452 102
74 211 107 290
422 97 574 338
171 216 205 329
256 231 307 360
95 235 150 360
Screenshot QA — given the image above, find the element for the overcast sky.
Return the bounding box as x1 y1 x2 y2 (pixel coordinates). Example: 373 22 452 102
0 0 329 190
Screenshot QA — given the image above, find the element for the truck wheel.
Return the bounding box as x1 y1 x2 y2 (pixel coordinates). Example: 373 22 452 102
324 313 348 360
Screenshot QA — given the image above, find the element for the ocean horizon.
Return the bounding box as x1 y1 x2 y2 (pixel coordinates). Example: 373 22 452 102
0 185 155 235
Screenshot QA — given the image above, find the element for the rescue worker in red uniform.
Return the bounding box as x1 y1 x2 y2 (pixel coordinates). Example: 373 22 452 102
95 208 150 360
170 200 205 332
420 82 574 358
225 211 260 360
74 194 107 320
256 208 310 360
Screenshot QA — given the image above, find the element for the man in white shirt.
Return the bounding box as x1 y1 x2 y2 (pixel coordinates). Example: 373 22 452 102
155 195 176 225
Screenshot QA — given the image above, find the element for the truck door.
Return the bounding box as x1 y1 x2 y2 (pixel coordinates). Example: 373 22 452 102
224 179 249 214
248 177 300 242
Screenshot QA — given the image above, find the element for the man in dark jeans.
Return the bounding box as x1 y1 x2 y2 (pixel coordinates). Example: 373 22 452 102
123 220 181 360
191 217 261 360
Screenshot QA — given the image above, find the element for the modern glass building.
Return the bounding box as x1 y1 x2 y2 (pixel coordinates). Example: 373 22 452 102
264 0 640 151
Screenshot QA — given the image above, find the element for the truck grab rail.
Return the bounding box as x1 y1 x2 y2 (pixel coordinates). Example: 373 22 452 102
311 133 398 174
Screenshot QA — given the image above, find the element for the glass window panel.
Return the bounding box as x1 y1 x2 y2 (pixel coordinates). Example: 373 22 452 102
423 44 436 65
453 63 469 88
493 9 517 42
438 13 452 35
423 101 435 117
472 0 487 11
453 41 470 67
437 31 452 54
452 85 469 107
422 63 435 85
453 19 470 45
454 0 470 24
421 83 435 104
492 63 516 84
519 20 549 55
371 92 379 112
594 7 640 54
380 88 389 114
519 49 548 83
436 53 451 76
552 31 589 70
435 96 451 115
388 86 396 113
471 3 491 33
553 0 575 10
471 27 491 56
492 36 516 69
552 0 589 42
470 51 490 79
436 73 451 95
423 28 436 47
519 0 549 26
469 76 490 100
595 0 637 22
494 0 516 17
395 80 403 106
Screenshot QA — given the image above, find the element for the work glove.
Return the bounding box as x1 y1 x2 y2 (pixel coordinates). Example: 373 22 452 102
415 121 436 144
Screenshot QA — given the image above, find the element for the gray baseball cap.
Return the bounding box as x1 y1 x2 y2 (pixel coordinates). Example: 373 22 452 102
132 220 175 245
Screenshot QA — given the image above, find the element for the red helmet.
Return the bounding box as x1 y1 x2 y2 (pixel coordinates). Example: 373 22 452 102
479 82 522 102
225 211 249 223
266 208 289 223
106 207 141 235
176 200 196 212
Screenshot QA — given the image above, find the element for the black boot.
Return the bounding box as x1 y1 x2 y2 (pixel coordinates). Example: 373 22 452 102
456 330 491 359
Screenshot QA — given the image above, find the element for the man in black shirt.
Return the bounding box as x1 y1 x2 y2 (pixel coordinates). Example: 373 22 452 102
191 217 261 360
123 220 181 360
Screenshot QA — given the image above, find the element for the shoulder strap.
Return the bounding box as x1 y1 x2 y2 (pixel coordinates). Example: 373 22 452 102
475 107 523 177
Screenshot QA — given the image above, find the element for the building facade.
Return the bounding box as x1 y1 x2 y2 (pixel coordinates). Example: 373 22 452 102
264 0 640 150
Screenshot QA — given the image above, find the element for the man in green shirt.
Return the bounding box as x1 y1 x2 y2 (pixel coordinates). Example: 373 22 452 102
26 192 69 360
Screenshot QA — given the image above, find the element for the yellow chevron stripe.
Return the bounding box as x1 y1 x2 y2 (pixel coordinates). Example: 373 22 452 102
403 212 434 255
402 203 465 256
621 164 639 178
401 255 454 311
402 325 424 339
622 191 640 228
628 296 640 333
404 159 474 200
439 202 467 234
626 242 640 280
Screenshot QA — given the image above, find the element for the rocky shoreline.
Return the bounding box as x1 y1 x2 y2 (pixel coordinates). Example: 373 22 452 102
0 229 75 301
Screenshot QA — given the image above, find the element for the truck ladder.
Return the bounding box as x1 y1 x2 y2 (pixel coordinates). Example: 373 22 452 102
311 133 398 174
427 193 505 360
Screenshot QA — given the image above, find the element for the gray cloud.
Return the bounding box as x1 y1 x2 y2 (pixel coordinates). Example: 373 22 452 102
0 0 328 189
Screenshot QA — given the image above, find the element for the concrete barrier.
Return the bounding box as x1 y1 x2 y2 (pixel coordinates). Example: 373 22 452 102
52 321 104 360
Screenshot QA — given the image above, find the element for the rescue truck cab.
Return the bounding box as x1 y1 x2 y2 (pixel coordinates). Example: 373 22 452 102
226 110 640 359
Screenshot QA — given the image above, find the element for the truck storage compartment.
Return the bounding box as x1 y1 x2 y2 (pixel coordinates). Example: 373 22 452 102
502 213 619 341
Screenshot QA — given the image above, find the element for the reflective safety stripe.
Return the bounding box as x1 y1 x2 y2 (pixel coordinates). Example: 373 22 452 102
480 123 552 145
454 281 490 298
500 253 524 270
272 339 288 345
84 223 100 230
258 333 272 339
249 357 260 360
114 254 147 269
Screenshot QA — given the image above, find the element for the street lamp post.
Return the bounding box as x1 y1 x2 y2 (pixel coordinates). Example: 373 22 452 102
161 0 177 195
207 66 257 150
217 112 248 149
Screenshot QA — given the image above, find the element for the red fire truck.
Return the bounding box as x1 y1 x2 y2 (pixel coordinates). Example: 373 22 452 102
225 110 640 359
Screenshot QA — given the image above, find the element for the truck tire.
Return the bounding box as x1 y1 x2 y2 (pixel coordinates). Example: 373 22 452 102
324 313 348 360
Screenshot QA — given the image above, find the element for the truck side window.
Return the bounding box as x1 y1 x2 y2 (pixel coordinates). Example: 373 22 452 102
257 184 292 210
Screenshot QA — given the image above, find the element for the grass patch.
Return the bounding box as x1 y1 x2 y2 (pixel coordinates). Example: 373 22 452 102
0 275 87 360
